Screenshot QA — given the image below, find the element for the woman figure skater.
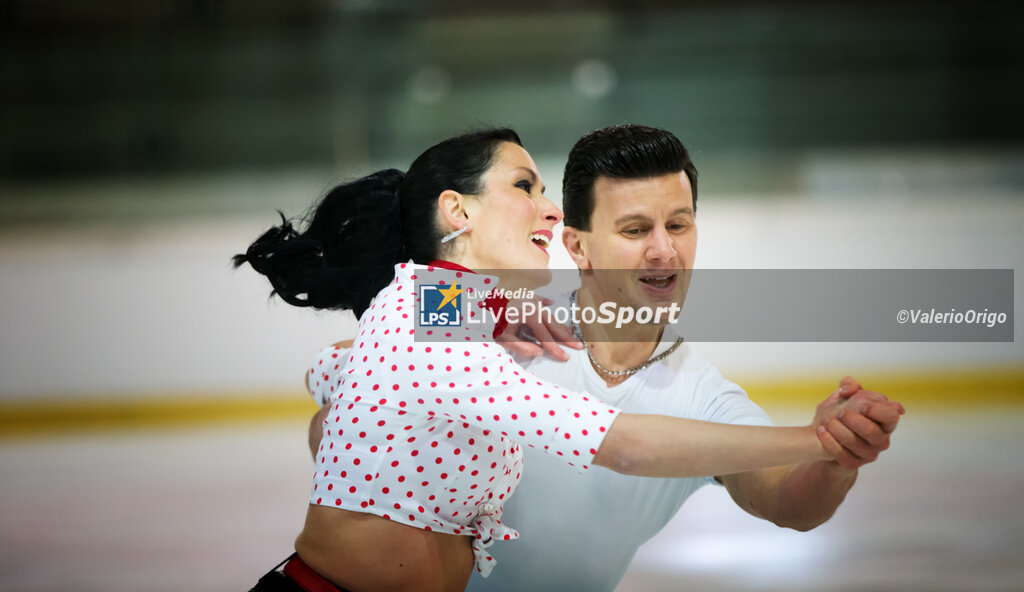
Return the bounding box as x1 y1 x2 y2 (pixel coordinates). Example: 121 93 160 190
235 129 872 592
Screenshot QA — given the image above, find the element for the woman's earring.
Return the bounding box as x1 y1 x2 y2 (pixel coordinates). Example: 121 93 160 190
440 224 471 244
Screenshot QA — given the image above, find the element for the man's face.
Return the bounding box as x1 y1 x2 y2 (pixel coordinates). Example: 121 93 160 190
563 172 696 309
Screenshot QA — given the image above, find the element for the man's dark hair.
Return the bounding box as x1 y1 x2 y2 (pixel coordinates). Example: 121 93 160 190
562 125 697 231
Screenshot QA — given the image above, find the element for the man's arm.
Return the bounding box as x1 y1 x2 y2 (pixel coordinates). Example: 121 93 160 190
719 378 904 531
718 458 858 531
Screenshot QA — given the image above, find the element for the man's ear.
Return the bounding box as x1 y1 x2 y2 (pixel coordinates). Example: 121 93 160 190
437 189 470 232
562 226 592 270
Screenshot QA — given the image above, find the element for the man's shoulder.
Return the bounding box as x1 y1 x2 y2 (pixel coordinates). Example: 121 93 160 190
652 342 729 388
640 343 744 410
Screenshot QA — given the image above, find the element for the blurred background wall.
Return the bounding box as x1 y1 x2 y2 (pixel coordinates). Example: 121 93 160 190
1 0 1021 411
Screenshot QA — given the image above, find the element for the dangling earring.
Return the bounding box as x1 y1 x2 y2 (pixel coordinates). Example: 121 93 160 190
440 224 471 244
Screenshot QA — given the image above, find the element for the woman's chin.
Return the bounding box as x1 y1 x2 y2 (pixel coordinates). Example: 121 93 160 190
480 249 553 288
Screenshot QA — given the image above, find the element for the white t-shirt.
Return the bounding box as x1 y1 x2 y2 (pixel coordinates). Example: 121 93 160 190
463 330 773 592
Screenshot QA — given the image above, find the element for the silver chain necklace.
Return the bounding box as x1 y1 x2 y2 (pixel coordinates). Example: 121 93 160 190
569 290 684 377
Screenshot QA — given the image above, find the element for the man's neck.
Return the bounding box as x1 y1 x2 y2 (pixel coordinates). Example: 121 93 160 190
576 283 664 385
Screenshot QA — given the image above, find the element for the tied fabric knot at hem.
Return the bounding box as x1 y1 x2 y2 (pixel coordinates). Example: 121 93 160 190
471 501 518 577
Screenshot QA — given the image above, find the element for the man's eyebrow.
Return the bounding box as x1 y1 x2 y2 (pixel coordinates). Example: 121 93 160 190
613 208 694 225
613 213 650 225
514 167 546 193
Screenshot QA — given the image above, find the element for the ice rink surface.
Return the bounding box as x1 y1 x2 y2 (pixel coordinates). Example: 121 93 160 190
2 407 1022 592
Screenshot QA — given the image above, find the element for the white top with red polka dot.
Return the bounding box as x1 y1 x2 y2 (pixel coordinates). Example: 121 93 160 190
308 263 621 577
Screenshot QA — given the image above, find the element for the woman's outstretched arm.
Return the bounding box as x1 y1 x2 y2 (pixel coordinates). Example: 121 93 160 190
593 414 828 478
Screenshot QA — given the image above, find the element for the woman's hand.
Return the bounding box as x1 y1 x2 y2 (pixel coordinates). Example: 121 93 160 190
495 296 582 361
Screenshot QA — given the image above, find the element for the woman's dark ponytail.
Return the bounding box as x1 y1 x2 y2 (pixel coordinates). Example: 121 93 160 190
234 128 522 317
233 168 406 317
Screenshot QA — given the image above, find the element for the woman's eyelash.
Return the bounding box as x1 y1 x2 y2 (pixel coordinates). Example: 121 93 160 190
515 181 533 193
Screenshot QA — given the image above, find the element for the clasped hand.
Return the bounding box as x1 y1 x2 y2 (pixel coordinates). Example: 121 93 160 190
813 376 906 470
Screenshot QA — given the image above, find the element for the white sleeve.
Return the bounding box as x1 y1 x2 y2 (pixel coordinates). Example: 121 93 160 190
695 368 773 428
694 367 774 487
308 345 351 408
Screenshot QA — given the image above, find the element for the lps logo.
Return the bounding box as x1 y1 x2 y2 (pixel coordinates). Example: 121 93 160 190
418 283 464 326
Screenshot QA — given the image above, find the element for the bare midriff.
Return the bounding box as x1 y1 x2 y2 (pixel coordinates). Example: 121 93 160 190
294 504 474 592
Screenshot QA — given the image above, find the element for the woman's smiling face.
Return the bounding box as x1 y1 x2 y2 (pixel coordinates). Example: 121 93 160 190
454 142 563 282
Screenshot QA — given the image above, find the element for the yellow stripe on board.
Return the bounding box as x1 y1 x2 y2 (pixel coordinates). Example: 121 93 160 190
1 367 1021 437
0 391 316 437
741 366 1024 409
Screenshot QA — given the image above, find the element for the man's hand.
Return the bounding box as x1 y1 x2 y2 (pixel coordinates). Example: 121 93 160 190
814 376 906 470
495 297 582 361
309 404 330 460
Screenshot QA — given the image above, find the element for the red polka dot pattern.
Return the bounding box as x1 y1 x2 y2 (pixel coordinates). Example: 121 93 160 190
307 264 620 576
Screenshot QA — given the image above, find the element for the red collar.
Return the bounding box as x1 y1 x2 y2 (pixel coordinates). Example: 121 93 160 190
426 260 508 338
427 260 476 274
